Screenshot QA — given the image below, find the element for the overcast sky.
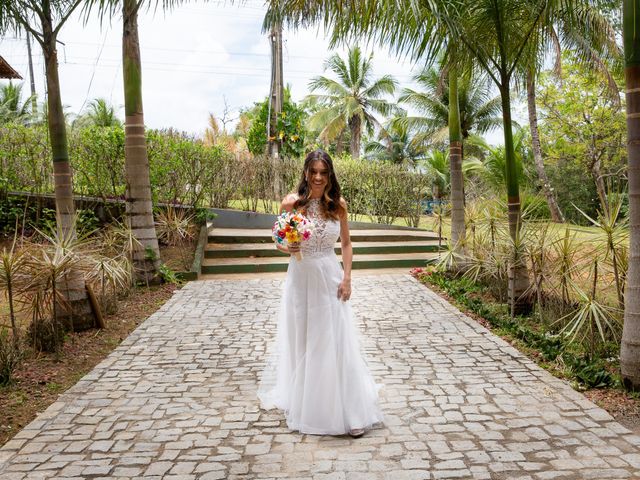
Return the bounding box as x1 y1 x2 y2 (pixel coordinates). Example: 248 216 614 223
0 0 428 138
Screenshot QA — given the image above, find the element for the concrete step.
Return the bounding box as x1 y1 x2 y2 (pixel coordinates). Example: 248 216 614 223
201 252 439 275
198 268 415 280
204 240 444 258
207 227 439 244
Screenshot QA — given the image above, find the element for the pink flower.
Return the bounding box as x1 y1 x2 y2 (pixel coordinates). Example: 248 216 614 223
302 231 311 240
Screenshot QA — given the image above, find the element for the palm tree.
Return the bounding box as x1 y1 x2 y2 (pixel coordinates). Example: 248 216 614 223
0 82 35 125
87 98 122 127
73 97 122 128
305 46 397 159
398 66 502 147
400 63 503 251
466 129 529 194
86 0 166 284
364 112 425 165
620 0 640 391
0 0 96 330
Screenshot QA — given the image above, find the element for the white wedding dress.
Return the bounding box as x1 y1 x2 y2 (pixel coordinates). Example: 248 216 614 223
258 198 384 435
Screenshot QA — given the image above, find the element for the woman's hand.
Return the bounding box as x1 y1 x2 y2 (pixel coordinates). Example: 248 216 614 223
337 277 351 302
287 242 301 256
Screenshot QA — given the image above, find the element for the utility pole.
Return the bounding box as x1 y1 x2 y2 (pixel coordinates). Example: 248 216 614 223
26 31 37 114
268 19 283 158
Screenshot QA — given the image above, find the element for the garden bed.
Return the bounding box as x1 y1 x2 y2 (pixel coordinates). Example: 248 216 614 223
0 283 177 447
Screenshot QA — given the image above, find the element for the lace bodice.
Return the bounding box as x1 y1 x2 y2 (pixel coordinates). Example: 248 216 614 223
301 199 341 258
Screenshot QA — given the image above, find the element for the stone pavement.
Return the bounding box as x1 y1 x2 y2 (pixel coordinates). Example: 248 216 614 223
1 275 640 480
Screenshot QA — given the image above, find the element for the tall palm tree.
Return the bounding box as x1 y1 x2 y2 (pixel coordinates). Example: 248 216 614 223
0 82 35 125
0 0 96 330
86 0 170 284
305 46 397 159
400 62 503 251
621 0 640 391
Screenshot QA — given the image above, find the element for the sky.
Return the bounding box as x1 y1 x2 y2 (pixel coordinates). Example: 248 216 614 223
0 0 426 138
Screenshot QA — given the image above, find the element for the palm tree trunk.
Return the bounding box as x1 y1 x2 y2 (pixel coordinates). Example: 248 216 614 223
123 0 161 284
526 73 564 223
500 82 531 315
448 68 466 255
349 115 361 159
620 0 640 391
42 17 94 331
590 154 609 211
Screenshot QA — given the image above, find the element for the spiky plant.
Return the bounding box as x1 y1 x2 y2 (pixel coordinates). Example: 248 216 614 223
0 236 27 344
558 259 622 357
574 187 629 310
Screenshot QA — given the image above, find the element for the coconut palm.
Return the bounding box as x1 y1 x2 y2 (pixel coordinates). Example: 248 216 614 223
0 0 95 330
74 97 122 128
0 82 35 125
305 46 397 159
364 112 425 165
398 66 502 147
620 0 640 391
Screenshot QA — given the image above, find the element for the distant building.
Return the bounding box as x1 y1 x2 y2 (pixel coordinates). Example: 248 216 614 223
0 55 22 80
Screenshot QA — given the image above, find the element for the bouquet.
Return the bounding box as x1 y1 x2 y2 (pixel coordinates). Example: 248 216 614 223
272 211 314 261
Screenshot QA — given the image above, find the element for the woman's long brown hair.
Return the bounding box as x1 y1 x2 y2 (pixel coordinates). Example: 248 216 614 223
294 150 345 220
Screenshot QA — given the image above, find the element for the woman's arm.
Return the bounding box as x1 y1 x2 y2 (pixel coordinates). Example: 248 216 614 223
275 193 300 256
337 198 352 301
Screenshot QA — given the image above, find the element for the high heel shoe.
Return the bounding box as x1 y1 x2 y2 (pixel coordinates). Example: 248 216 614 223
348 428 365 438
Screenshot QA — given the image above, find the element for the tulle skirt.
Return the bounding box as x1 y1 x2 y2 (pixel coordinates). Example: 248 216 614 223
258 252 384 435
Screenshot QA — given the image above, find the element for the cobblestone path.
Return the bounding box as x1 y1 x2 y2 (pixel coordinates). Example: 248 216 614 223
2 275 640 480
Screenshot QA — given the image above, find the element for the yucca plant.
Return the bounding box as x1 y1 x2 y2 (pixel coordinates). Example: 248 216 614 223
100 219 142 285
85 253 132 315
552 228 583 309
522 222 554 327
0 236 27 344
558 259 622 357
23 245 78 352
574 188 629 310
21 218 94 350
155 206 197 271
155 206 196 247
478 200 504 254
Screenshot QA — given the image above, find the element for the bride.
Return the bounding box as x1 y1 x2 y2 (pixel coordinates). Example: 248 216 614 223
258 149 384 437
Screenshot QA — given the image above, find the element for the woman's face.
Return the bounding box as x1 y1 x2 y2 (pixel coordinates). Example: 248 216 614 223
307 159 330 196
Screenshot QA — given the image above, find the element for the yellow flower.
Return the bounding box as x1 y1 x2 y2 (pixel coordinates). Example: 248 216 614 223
278 131 285 140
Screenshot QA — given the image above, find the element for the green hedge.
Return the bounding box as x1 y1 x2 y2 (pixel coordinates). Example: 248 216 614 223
0 124 433 224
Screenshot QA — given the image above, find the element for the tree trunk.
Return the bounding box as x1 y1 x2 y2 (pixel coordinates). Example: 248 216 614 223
526 73 564 223
621 0 640 391
349 115 361 159
500 82 531 315
123 0 161 284
448 69 466 255
590 154 609 211
335 130 344 156
42 22 94 331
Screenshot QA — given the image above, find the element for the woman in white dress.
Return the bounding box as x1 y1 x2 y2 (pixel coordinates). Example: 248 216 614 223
258 150 384 437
